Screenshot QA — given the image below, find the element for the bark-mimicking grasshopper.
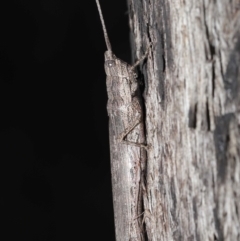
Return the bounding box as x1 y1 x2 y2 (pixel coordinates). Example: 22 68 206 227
95 1 150 240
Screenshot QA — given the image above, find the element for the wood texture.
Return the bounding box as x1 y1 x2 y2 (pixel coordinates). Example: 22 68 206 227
127 0 240 240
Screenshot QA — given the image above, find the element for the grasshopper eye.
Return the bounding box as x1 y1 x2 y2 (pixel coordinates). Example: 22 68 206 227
105 60 115 67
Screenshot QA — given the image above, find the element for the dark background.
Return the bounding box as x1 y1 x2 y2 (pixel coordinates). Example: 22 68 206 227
0 0 131 240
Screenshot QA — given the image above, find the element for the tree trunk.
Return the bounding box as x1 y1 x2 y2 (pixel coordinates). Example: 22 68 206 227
127 0 240 240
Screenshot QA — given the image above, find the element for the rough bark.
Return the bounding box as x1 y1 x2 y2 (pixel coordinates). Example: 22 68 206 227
127 0 240 240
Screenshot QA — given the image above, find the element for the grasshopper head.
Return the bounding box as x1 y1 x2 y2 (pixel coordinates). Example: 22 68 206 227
104 50 130 77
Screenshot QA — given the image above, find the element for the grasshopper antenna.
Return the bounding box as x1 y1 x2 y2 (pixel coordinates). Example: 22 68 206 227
95 0 112 52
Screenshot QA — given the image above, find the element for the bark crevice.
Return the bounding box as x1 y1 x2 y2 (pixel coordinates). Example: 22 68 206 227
128 0 240 240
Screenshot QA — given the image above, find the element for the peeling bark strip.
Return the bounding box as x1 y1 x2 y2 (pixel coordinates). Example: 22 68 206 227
95 1 149 240
128 0 240 240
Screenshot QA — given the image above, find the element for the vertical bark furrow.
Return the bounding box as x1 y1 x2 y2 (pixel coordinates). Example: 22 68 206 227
127 0 240 240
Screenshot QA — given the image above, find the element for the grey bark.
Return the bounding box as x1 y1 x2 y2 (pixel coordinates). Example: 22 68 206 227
127 0 240 240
